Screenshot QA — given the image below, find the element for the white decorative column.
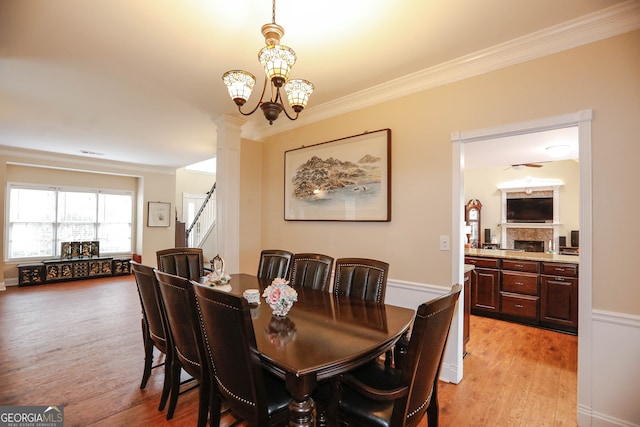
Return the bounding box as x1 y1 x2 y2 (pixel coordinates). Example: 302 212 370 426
212 115 245 274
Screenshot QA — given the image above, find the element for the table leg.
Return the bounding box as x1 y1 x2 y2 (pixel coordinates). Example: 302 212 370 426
289 396 315 427
286 372 316 427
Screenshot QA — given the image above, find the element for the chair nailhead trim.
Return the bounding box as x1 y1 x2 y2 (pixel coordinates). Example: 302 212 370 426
196 295 255 407
217 378 257 407
407 394 430 419
176 348 201 368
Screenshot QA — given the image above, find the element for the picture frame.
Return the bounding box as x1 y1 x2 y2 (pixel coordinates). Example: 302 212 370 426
284 129 391 221
147 201 171 227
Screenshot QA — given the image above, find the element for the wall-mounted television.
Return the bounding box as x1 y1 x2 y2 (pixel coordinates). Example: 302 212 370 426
506 197 553 223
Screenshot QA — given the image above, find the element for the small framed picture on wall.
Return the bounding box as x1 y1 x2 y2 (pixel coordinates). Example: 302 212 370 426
147 201 171 227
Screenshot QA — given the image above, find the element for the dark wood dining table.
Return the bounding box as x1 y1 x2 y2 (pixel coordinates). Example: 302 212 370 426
199 273 415 427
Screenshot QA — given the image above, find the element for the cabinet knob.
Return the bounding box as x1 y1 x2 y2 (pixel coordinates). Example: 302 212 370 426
515 281 524 285
515 304 524 308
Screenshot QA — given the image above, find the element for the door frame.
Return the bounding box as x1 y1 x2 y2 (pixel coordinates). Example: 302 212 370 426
450 110 592 411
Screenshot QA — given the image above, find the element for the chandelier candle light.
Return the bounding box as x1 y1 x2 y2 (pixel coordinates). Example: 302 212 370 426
222 0 314 125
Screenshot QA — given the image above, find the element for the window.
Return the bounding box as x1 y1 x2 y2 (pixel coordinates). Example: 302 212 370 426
7 184 133 260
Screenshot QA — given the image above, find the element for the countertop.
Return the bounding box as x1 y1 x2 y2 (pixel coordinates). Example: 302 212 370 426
464 264 475 273
465 248 579 264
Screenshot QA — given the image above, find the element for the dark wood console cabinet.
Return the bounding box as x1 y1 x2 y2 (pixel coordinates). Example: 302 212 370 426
18 257 131 286
465 254 578 334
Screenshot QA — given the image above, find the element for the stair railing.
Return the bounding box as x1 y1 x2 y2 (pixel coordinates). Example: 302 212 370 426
186 182 216 247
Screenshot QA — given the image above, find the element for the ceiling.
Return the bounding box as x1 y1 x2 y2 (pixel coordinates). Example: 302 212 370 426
464 126 580 170
0 0 629 169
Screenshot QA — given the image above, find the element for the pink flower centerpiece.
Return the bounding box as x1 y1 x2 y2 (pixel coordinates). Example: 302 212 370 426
262 278 298 317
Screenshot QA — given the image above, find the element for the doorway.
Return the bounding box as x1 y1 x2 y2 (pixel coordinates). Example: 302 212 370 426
450 110 592 412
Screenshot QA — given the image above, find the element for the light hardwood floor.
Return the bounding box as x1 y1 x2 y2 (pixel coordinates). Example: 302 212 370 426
0 276 577 426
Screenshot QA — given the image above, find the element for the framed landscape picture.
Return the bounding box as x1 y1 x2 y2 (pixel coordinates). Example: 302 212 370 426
284 129 391 221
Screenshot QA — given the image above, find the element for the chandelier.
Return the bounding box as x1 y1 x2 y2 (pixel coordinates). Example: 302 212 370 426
222 0 314 125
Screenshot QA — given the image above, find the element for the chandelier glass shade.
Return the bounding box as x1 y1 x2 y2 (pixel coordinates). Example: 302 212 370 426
285 79 314 112
259 44 296 87
222 70 256 106
222 0 314 125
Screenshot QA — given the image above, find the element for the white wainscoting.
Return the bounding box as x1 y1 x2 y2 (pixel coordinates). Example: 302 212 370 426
578 310 640 427
384 278 462 384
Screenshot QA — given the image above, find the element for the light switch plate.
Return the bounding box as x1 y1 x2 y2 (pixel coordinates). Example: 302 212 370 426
440 235 450 251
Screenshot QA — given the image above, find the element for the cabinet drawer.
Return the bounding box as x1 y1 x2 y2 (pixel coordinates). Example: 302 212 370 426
541 262 577 277
502 259 539 273
501 271 539 295
500 292 538 319
465 257 500 269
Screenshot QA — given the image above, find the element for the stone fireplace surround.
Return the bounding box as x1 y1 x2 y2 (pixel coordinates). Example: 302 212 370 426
508 228 553 251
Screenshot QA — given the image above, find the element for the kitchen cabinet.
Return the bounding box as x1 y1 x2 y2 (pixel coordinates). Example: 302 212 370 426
465 250 578 334
500 260 539 324
540 262 578 333
466 256 500 315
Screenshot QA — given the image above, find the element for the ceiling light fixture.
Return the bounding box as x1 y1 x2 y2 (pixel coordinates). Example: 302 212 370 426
222 0 314 125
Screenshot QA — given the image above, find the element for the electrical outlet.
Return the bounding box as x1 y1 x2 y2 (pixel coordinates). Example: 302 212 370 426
440 235 450 251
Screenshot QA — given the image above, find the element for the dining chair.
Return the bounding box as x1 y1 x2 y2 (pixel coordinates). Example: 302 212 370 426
330 284 462 427
257 249 293 283
193 284 291 427
154 270 210 427
332 257 389 302
289 253 335 291
130 261 172 412
156 247 205 281
331 257 398 365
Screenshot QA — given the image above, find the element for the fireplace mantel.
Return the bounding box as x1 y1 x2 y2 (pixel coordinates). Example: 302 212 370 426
498 178 563 250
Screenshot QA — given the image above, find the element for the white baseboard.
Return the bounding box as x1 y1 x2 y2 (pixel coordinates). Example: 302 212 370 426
4 278 19 288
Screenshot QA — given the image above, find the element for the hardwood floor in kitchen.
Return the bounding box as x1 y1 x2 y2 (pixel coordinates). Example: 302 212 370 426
0 276 577 426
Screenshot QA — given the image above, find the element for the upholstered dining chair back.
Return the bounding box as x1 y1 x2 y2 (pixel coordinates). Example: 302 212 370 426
256 249 293 283
334 284 461 427
194 285 290 427
154 270 210 427
289 253 335 291
130 261 172 411
156 247 205 281
333 258 389 302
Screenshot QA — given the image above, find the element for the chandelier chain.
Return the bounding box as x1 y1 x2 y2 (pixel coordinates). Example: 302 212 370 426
272 0 276 24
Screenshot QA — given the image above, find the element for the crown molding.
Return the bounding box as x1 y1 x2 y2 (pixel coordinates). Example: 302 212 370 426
0 146 177 176
245 0 640 141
